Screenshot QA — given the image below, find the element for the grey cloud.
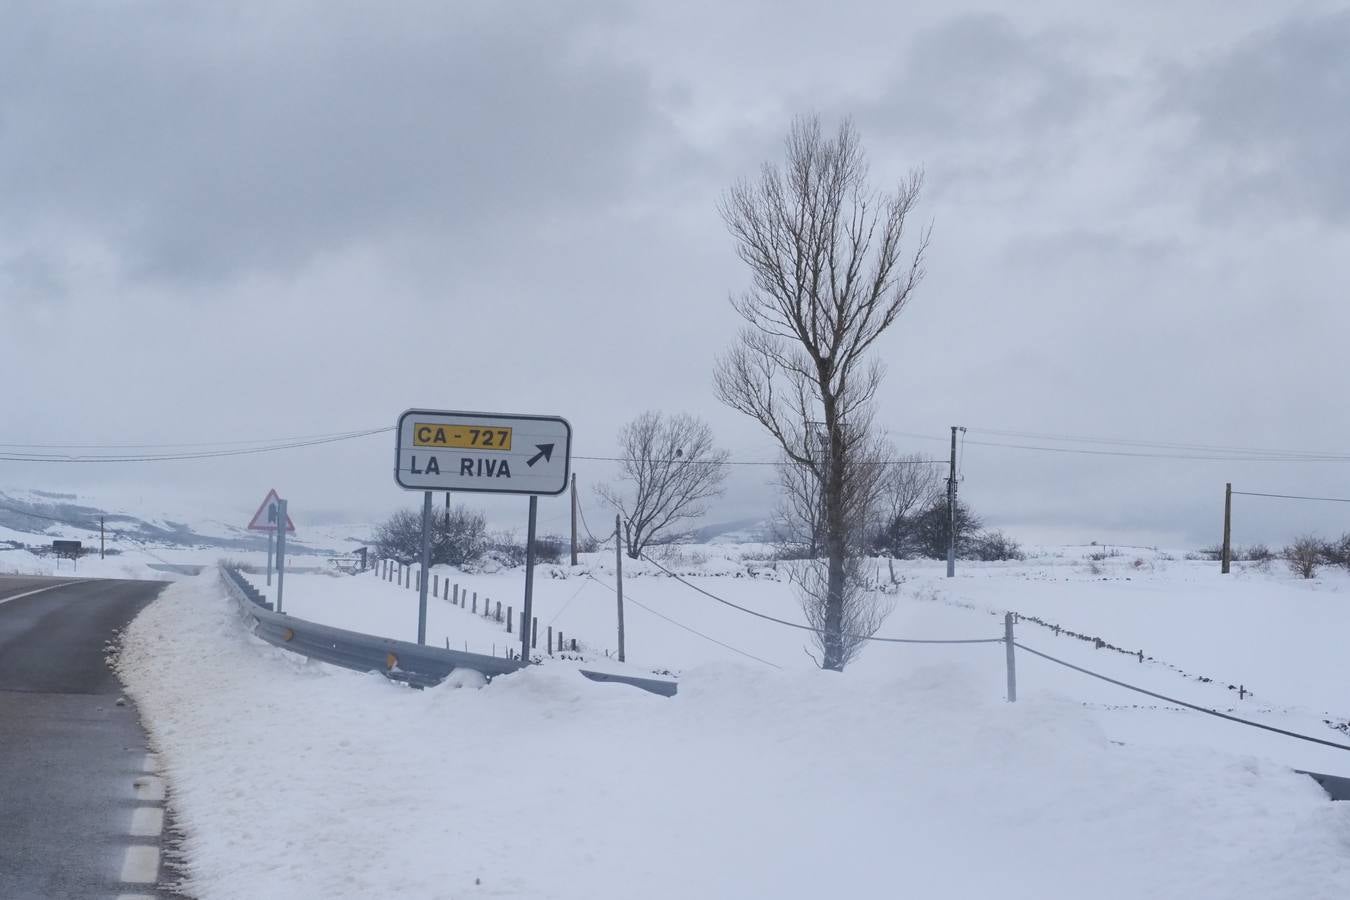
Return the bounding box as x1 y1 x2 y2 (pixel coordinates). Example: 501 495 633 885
866 14 1112 142
1164 9 1350 223
0 1 667 284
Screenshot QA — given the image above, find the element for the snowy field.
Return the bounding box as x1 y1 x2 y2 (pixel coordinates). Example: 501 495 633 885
119 570 1350 899
239 545 1350 768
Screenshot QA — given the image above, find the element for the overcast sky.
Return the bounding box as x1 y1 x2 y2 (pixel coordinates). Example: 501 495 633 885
3 0 1349 548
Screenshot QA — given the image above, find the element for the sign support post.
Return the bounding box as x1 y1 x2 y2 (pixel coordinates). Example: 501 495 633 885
266 529 274 587
521 495 538 661
275 499 288 614
418 490 433 645
615 514 625 662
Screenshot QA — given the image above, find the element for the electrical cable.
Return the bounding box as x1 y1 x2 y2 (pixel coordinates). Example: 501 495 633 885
1231 490 1350 504
0 427 393 463
584 572 782 669
638 549 1004 644
1013 641 1350 752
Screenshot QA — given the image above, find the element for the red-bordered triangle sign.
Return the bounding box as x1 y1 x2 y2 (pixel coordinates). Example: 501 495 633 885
247 489 296 532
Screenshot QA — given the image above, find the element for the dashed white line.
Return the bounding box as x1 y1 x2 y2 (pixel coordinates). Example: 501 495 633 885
129 806 164 837
118 845 160 884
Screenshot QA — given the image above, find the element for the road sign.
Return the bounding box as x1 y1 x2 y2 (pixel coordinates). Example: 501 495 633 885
394 409 571 496
247 489 296 532
52 540 82 559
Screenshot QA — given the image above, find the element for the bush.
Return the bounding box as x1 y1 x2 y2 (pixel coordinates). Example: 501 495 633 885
969 530 1025 562
485 531 565 567
374 505 487 567
1285 535 1322 579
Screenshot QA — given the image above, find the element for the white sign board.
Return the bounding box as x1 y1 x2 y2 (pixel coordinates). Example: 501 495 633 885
394 409 572 496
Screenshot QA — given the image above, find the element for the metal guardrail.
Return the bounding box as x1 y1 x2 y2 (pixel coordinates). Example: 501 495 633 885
220 566 678 695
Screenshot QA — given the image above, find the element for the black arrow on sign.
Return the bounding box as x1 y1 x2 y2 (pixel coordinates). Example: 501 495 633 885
526 444 555 468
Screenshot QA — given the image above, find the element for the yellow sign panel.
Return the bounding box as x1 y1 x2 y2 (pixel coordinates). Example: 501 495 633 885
412 422 513 451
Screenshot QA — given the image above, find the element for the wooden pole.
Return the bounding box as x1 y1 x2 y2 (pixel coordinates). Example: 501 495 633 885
1222 482 1233 575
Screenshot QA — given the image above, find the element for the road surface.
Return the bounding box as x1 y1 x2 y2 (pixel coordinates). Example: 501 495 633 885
0 575 171 899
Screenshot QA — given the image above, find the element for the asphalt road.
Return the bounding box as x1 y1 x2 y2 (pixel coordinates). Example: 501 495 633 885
0 575 171 899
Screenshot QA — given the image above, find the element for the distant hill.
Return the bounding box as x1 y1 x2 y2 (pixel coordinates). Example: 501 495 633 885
0 488 354 554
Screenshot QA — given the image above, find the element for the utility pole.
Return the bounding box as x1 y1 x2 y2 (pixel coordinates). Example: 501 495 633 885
946 426 963 578
99 516 105 560
1221 482 1233 575
444 491 450 530
570 474 579 566
615 514 626 663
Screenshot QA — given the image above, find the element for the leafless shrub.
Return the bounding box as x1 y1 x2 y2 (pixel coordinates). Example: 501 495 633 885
1285 535 1322 579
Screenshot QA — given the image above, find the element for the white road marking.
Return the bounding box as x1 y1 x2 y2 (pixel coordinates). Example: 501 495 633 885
129 806 164 837
115 895 157 900
0 581 81 607
118 845 160 884
131 775 164 802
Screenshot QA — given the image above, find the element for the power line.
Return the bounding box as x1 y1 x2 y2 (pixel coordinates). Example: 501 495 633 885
584 573 782 669
968 426 1350 460
638 549 1003 645
0 427 393 463
0 426 397 451
574 454 942 467
1232 490 1350 504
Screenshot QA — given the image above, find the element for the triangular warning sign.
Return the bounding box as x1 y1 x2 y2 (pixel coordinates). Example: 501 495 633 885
247 489 295 533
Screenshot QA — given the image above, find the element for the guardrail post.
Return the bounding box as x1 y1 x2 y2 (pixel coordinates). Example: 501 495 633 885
507 607 513 633
571 638 577 652
548 626 554 655
433 573 439 596
452 584 459 606
1005 612 1017 703
558 630 563 653
472 593 477 613
495 600 502 622
531 616 538 650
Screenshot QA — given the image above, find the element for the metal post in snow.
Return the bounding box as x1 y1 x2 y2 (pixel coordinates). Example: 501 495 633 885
1004 611 1017 702
266 529 274 587
521 494 538 662
275 499 288 614
615 514 626 663
417 491 432 645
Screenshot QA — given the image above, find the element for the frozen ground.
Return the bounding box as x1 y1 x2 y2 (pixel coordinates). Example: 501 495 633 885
118 571 1350 900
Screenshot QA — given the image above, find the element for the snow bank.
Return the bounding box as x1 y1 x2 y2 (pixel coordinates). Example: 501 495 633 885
117 574 1350 900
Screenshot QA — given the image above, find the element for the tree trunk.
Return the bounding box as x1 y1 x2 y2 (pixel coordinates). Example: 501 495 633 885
821 408 847 670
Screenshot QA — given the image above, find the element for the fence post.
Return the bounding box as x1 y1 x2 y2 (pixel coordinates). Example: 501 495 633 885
548 626 554 655
453 584 459 606
507 606 513 633
472 592 477 614
558 631 563 653
495 600 502 622
532 616 538 650
1005 612 1017 703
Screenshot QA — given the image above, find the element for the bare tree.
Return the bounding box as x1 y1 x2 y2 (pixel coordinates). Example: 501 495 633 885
715 115 928 670
597 412 729 559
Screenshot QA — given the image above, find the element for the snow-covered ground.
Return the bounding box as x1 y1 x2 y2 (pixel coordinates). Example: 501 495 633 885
118 570 1350 899
241 545 1350 769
